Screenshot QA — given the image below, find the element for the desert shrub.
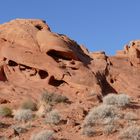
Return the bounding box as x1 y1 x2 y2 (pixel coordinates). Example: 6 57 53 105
11 125 27 134
14 109 33 122
0 106 12 117
0 122 5 128
82 126 96 137
30 130 54 140
119 126 140 140
103 94 118 105
41 91 68 105
21 100 37 111
102 117 117 125
124 112 138 121
117 94 131 107
82 104 119 136
103 94 130 107
103 124 118 135
83 104 117 126
45 110 61 125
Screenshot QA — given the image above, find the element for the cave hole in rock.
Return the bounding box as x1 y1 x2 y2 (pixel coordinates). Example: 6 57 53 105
47 50 72 61
38 70 48 79
71 67 78 70
131 42 135 46
19 64 31 71
3 58 7 61
48 76 65 87
35 24 43 30
8 60 18 67
130 62 133 66
110 78 114 84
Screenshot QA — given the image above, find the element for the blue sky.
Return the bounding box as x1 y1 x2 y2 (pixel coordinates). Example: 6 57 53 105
0 0 140 55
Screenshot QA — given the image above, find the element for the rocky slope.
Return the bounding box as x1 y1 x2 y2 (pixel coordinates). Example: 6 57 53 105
0 19 140 140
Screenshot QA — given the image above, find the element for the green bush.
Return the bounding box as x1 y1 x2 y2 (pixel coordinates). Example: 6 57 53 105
0 106 12 117
41 91 68 105
21 100 37 111
30 130 54 140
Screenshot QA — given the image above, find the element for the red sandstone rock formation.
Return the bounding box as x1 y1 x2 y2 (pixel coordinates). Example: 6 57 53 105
0 19 140 101
0 19 140 140
0 19 99 90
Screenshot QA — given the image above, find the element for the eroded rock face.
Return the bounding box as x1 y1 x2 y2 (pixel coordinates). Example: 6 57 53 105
106 40 140 97
0 19 140 102
0 19 101 95
1 19 140 140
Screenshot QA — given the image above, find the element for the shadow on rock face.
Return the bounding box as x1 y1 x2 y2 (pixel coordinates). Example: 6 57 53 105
0 66 7 81
96 72 117 96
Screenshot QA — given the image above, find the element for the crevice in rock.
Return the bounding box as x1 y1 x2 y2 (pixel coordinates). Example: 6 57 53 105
35 24 43 30
47 50 72 61
110 78 114 84
3 57 7 61
71 67 78 70
61 72 71 80
38 70 48 79
96 72 117 96
0 97 10 104
19 63 49 79
70 61 75 65
0 66 7 81
48 76 65 87
1 38 7 42
25 51 33 54
8 60 18 67
19 64 31 70
130 61 133 66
